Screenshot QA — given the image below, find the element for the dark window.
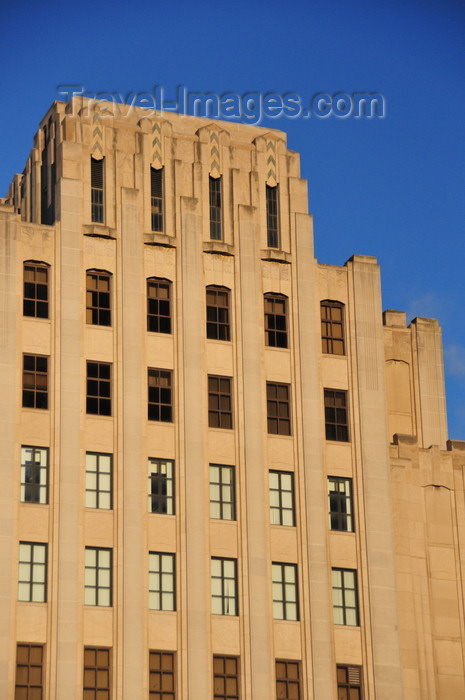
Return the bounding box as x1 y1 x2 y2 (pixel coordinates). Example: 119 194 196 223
83 647 111 700
23 355 48 409
15 643 45 699
213 656 239 700
210 464 235 520
148 369 173 422
264 293 288 348
149 651 176 700
211 558 237 615
332 569 359 626
267 382 291 435
324 389 349 441
149 552 176 611
148 458 174 514
269 471 295 526
328 477 353 532
20 446 48 504
208 376 232 429
266 184 279 248
151 167 164 232
147 278 171 334
18 542 47 603
91 157 104 223
337 665 362 700
85 548 112 607
209 176 222 240
272 562 299 620
275 660 301 700
23 262 49 318
86 362 111 416
85 453 112 510
86 271 111 326
206 286 230 341
321 301 345 355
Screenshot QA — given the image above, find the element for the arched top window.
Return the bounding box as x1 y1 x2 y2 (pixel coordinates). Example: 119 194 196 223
86 269 112 326
321 300 345 355
147 277 172 334
206 285 230 341
264 293 288 348
23 261 50 319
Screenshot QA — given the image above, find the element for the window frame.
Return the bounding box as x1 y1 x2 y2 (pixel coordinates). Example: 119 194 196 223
18 541 47 603
209 175 223 241
85 452 112 510
147 277 172 334
211 557 238 616
91 156 105 224
213 655 240 700
324 389 349 442
23 261 49 319
148 458 175 515
208 375 233 429
22 354 48 410
84 547 112 607
148 552 176 611
148 368 173 422
266 184 280 248
206 285 231 341
15 643 45 698
264 293 288 348
151 166 164 233
83 646 112 700
275 659 302 700
332 568 359 626
86 361 112 416
272 562 299 621
321 300 345 355
209 464 235 521
20 446 49 505
266 382 291 436
337 664 363 699
269 470 295 527
149 650 176 699
86 269 112 326
328 476 354 532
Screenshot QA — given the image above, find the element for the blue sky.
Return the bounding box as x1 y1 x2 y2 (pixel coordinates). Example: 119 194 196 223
1 0 464 437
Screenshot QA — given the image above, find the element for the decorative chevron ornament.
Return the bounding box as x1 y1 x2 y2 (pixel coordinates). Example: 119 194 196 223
266 139 277 187
91 109 104 158
151 120 163 168
209 129 221 178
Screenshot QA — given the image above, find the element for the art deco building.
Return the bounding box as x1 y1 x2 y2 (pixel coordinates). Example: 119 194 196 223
0 99 464 700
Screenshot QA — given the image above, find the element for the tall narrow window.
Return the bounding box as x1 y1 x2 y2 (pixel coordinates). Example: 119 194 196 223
147 278 171 333
149 651 176 700
23 262 49 318
22 355 48 409
148 458 174 514
275 660 301 700
86 270 111 326
272 562 299 620
321 301 345 355
20 446 48 504
269 471 295 526
337 665 362 700
210 464 235 520
85 547 112 607
91 157 104 223
151 167 164 232
328 477 354 532
332 568 359 626
208 376 233 429
86 362 112 416
18 542 47 602
15 644 45 699
209 176 222 240
213 656 239 700
267 382 291 435
211 558 237 615
149 552 176 611
206 286 230 340
324 389 349 441
264 293 288 348
86 453 112 510
148 369 173 422
266 184 279 248
84 647 111 700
